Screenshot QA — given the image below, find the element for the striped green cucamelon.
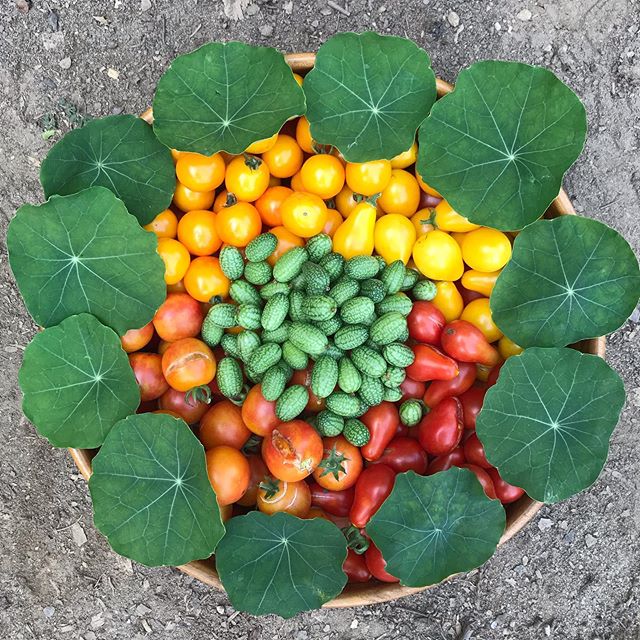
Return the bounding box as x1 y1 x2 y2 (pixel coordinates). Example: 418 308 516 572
201 315 224 347
287 322 329 356
383 342 415 367
334 324 369 350
311 355 338 398
314 316 342 336
319 252 345 282
261 293 290 331
338 357 362 393
302 295 337 322
344 255 380 280
243 261 272 285
230 280 262 306
375 292 413 316
343 419 370 446
220 333 241 359
383 386 403 402
262 321 291 344
273 246 308 282
325 391 362 417
306 233 332 261
245 232 277 262
216 357 243 399
382 366 406 388
219 245 244 280
236 304 262 330
351 345 387 377
381 260 406 294
399 399 423 427
207 303 237 328
359 278 386 303
275 385 308 421
237 330 261 362
282 340 309 370
251 343 282 375
358 374 385 406
329 277 359 306
260 280 290 299
288 290 307 322
400 267 420 291
412 280 437 301
369 311 408 345
324 343 345 360
316 410 344 437
301 261 330 295
261 364 291 401
340 296 375 325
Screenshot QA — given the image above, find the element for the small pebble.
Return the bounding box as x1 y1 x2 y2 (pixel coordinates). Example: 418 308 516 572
59 57 72 70
350 619 359 629
71 522 87 546
43 606 55 618
246 3 259 15
216 605 225 614
563 530 576 544
538 518 553 531
447 10 460 27
259 24 273 37
585 533 597 548
517 8 532 21
141 0 152 10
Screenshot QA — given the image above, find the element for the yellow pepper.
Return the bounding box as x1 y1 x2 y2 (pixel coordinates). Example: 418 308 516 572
413 230 464 281
461 269 502 296
460 298 503 343
433 200 480 232
432 281 464 322
332 201 376 259
374 214 416 264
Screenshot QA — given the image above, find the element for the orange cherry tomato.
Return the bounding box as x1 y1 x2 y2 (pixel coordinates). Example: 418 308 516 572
261 419 324 482
256 478 311 517
390 141 418 169
323 208 343 237
161 337 216 392
156 238 190 285
377 169 421 216
255 185 293 227
300 154 345 199
205 446 250 506
241 384 280 437
266 226 305 266
153 292 204 342
237 454 270 507
224 155 270 202
175 152 225 192
213 189 232 213
245 132 278 155
199 400 251 450
143 209 178 238
290 170 305 192
281 191 328 238
295 116 315 154
335 185 358 217
313 436 363 491
177 209 222 256
129 352 168 401
183 256 230 303
120 321 154 353
262 134 304 178
215 201 262 247
173 181 215 212
345 159 392 196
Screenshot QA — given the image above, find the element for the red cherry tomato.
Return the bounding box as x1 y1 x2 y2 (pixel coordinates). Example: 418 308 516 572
395 422 410 438
487 468 525 504
129 353 168 401
405 344 459 382
241 384 280 437
360 402 400 462
407 300 446 344
349 464 396 528
418 397 464 456
308 482 355 517
487 361 504 387
441 320 500 367
153 292 205 342
370 437 428 474
463 432 492 469
426 446 466 475
237 454 270 507
343 548 372 583
462 464 497 500
456 282 485 305
291 367 326 412
158 387 209 424
199 400 252 450
459 384 487 430
120 322 154 353
400 376 426 401
423 361 476 408
261 420 323 482
365 542 398 583
313 436 363 491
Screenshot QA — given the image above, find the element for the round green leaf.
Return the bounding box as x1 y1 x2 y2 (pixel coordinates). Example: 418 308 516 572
215 512 347 617
417 60 587 230
89 413 224 567
40 115 175 226
19 314 139 448
7 186 166 335
476 347 625 503
304 32 436 162
490 216 640 348
152 42 306 155
367 469 505 587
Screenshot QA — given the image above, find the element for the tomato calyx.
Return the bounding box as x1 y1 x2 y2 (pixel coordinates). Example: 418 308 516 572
242 433 263 454
184 384 212 406
228 383 250 406
342 525 370 555
223 192 238 207
258 476 281 500
209 294 224 305
318 444 350 480
352 192 380 206
242 153 263 170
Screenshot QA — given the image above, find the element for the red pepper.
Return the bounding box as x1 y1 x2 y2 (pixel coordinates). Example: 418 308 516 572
487 361 504 387
441 320 500 367
418 397 464 456
308 482 354 517
360 402 400 461
463 464 497 499
423 361 476 408
426 445 466 475
349 464 396 528
405 344 459 382
463 432 492 468
487 468 525 504
365 541 399 583
459 383 488 430
343 548 372 583
370 437 428 474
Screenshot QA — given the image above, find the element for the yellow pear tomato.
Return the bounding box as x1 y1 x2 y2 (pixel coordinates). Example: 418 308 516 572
461 228 512 272
410 208 435 237
390 142 418 169
157 238 191 285
412 230 464 281
431 281 464 322
144 209 178 239
498 335 524 359
433 200 480 232
332 201 376 259
377 169 421 217
461 269 502 297
374 214 416 264
460 298 503 343
345 159 392 196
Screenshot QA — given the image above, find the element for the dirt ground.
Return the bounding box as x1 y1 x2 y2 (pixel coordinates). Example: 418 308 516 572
1 0 639 638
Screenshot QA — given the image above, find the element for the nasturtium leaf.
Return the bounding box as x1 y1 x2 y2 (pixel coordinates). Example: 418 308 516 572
215 512 347 617
304 31 437 162
367 469 505 587
89 413 224 567
417 60 587 230
490 216 640 347
152 42 306 156
19 314 139 448
7 187 166 335
476 347 625 503
40 115 175 226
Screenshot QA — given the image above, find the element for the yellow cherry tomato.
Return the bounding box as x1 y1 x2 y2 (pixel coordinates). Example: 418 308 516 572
144 209 178 238
498 335 524 360
175 152 225 192
215 201 262 247
225 155 270 202
345 159 392 196
281 191 328 238
183 256 230 302
461 269 502 297
335 186 358 217
296 116 315 154
374 214 416 264
177 209 222 256
433 200 480 232
213 189 231 213
390 142 418 169
323 208 343 237
415 170 442 197
173 182 215 212
451 231 467 247
461 298 503 343
157 238 190 285
245 132 278 155
377 169 421 217
262 134 304 178
332 201 376 259
412 230 464 281
432 281 464 322
290 170 304 192
300 154 345 199
410 208 435 237
293 73 304 87
461 228 512 272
